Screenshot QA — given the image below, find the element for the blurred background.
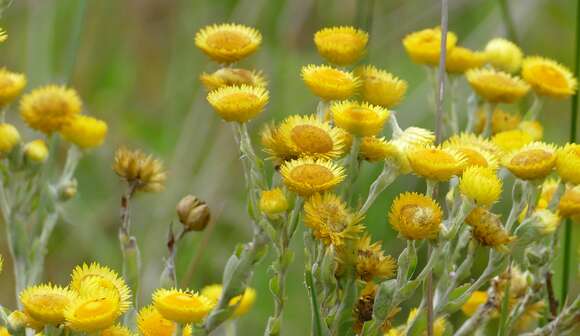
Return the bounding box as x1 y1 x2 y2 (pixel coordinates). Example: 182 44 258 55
0 0 578 334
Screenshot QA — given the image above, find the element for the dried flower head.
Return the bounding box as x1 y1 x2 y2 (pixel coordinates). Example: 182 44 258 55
64 281 123 332
389 192 443 240
314 26 368 65
466 207 514 251
354 235 396 281
20 284 77 324
259 188 288 217
201 284 256 317
402 27 457 66
137 305 176 336
0 123 20 154
0 68 26 106
354 65 408 108
176 195 211 232
24 139 49 163
301 64 359 101
200 68 266 91
485 38 523 73
556 143 580 185
280 158 345 196
460 166 502 206
195 23 261 64
492 130 533 154
60 115 108 149
152 288 214 323
446 46 487 74
20 85 82 134
207 84 269 123
466 68 530 103
113 147 166 192
503 142 556 180
407 146 466 181
522 56 577 98
330 100 389 137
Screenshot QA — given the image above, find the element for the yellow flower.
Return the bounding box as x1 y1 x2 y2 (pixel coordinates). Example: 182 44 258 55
200 68 266 91
331 100 389 137
558 186 580 218
466 207 514 251
0 327 8 336
65 282 122 332
389 192 442 240
446 46 487 74
492 130 533 154
0 123 20 154
359 136 396 162
24 140 49 163
485 38 523 73
259 188 289 216
522 56 577 98
443 133 499 169
20 85 82 134
280 158 345 196
195 23 261 64
152 288 214 323
101 325 135 336
304 192 363 246
461 291 487 316
531 209 561 234
536 178 559 209
20 284 77 324
354 65 408 108
113 147 166 192
474 107 521 135
387 127 435 173
460 166 502 206
0 28 6 42
201 284 256 317
406 308 447 336
301 65 359 101
60 115 108 149
402 27 457 66
0 68 26 106
354 235 396 281
261 123 294 162
556 143 580 185
314 26 368 65
207 85 268 123
407 146 466 181
7 311 44 332
518 120 543 141
466 68 530 103
137 306 176 336
503 142 556 180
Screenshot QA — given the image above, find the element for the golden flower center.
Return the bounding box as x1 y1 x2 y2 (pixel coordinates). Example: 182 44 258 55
532 65 568 89
320 32 361 46
457 147 488 167
422 149 456 164
482 74 515 88
76 299 112 317
510 149 552 166
290 164 334 185
346 107 376 121
400 204 434 225
164 293 200 306
31 294 70 310
206 30 251 50
315 69 351 86
290 125 333 153
220 92 257 105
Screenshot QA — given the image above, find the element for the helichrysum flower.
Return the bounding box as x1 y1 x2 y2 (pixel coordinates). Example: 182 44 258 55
280 158 345 196
314 26 368 66
558 186 580 218
460 166 502 206
137 305 176 336
491 107 521 135
24 139 49 163
200 68 266 91
359 136 396 162
521 56 577 98
503 142 556 180
330 100 389 137
153 288 214 323
195 23 261 64
485 38 523 73
445 46 487 74
518 120 543 141
354 235 396 281
354 65 408 108
301 65 359 101
176 195 211 232
466 68 530 103
531 209 561 234
492 130 533 154
402 27 457 66
443 133 499 169
261 123 294 162
466 207 514 251
304 192 363 246
461 290 487 316
0 68 26 106
536 178 559 209
387 127 436 173
201 284 256 318
20 284 77 324
20 85 82 134
389 192 442 240
7 310 44 332
60 115 108 149
101 325 134 336
407 146 466 181
259 188 288 217
0 123 20 154
207 84 268 123
556 143 580 185
64 282 122 332
113 147 166 192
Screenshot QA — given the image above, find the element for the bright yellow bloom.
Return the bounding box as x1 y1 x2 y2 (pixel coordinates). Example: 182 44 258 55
556 144 580 185
195 23 261 63
0 123 20 154
559 186 580 218
113 147 166 192
304 192 363 246
260 123 294 162
20 284 76 324
330 100 389 137
407 146 466 181
60 115 108 149
200 68 266 91
101 325 135 336
443 133 499 169
354 65 408 108
446 46 487 74
0 68 26 106
466 68 530 103
485 38 523 73
462 291 487 316
402 27 457 66
389 192 442 240
460 166 502 206
474 107 521 135
522 56 577 98
20 85 82 134
314 26 368 65
492 130 533 154
387 127 435 173
301 65 359 101
536 178 559 209
354 235 396 281
0 327 8 336
518 120 543 141
207 85 268 123
152 288 214 324
137 306 176 336
0 28 6 42
280 158 345 196
359 136 396 162
259 188 288 216
503 142 556 180
65 283 122 332
406 308 447 336
466 207 514 251
201 284 256 317
24 140 49 163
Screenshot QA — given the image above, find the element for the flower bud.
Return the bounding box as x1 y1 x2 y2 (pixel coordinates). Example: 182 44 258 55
8 311 29 331
176 195 210 232
259 188 288 217
24 139 48 163
58 179 78 201
0 123 20 154
484 38 523 73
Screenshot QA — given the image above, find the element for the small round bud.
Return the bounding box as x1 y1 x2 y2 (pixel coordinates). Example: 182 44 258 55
0 123 21 154
23 139 49 163
259 188 288 217
58 179 78 201
8 311 28 331
176 195 211 232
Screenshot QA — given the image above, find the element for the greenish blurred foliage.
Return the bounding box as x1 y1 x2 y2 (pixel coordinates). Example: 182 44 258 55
0 0 578 334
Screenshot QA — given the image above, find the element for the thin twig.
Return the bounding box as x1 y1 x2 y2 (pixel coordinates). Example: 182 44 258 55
545 271 558 320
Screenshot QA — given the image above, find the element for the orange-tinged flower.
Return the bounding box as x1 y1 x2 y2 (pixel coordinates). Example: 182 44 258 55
389 192 442 240
314 26 368 65
466 68 530 103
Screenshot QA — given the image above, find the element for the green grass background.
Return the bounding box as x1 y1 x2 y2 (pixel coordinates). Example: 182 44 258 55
0 0 578 334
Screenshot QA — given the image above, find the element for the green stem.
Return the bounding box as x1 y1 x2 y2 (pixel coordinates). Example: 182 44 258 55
61 0 87 83
342 136 361 201
305 269 323 336
497 0 519 43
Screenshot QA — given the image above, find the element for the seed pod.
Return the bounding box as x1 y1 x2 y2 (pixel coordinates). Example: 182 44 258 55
176 195 210 232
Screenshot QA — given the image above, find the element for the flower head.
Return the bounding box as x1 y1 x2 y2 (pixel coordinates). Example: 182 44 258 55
200 68 266 91
407 146 466 181
492 130 533 154
0 123 20 154
518 120 544 141
387 127 435 173
556 143 580 185
443 133 499 169
466 207 514 251
152 288 214 323
522 56 577 98
359 136 396 162
207 85 268 123
461 291 487 316
113 147 166 192
354 65 408 108
558 185 580 218
389 192 442 240
20 85 82 134
314 26 368 65
102 325 135 336
460 166 502 206
201 284 256 318
259 188 289 217
402 27 457 66
0 28 6 42
60 115 108 149
20 284 76 324
280 158 345 196
195 23 261 63
531 209 561 235
354 235 396 281
24 139 49 163
485 38 523 73
137 306 176 336
503 142 556 180
0 68 26 106
65 281 122 332
330 100 389 137
406 308 447 336
446 47 487 74
490 107 521 135
301 65 359 101
466 68 530 103
176 195 211 232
